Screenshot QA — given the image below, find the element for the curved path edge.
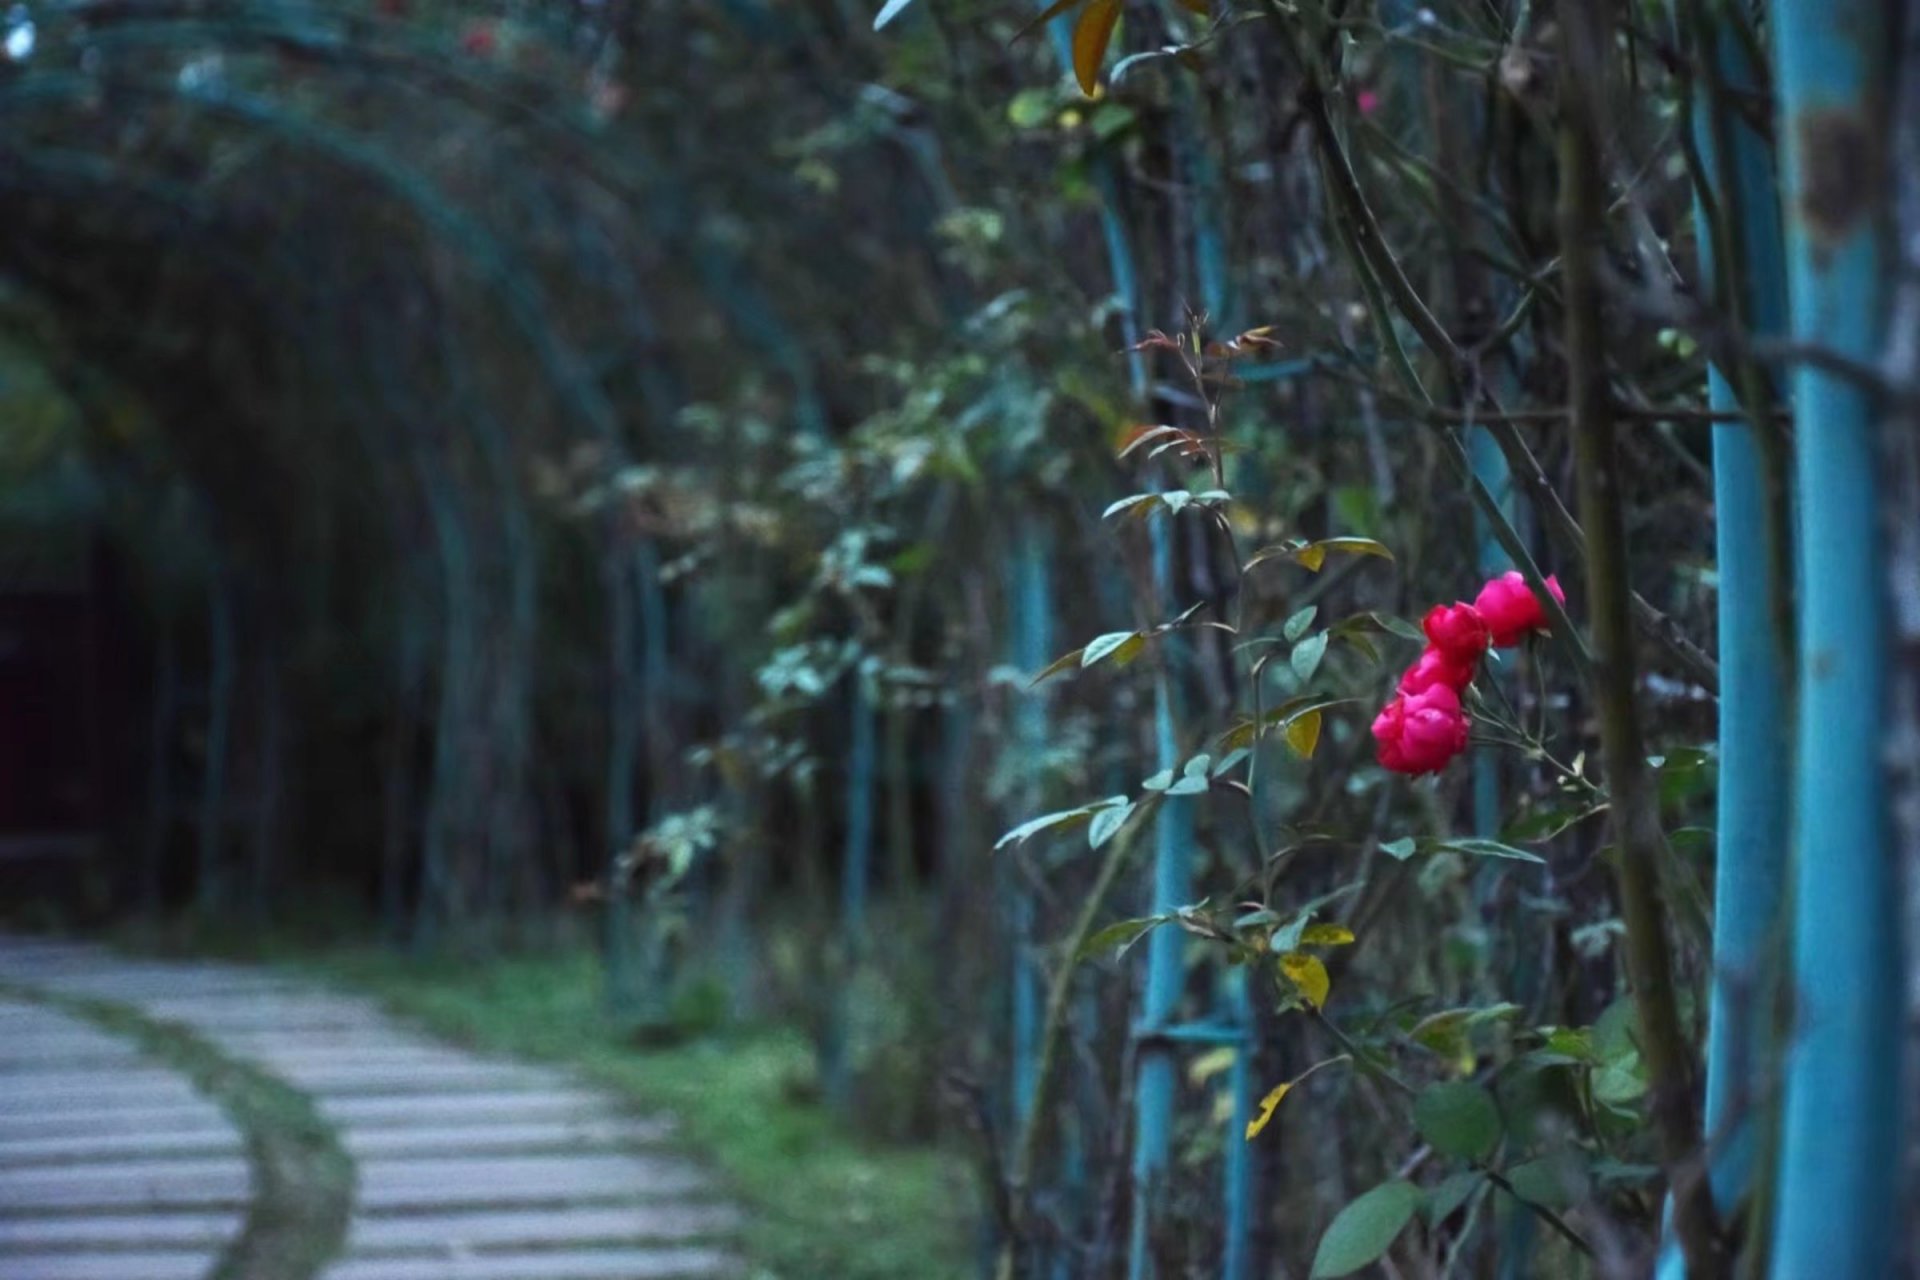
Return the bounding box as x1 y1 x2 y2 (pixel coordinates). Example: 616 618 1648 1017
0 936 743 1280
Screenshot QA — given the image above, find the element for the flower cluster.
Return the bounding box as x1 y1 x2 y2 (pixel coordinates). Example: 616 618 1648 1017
1371 571 1565 775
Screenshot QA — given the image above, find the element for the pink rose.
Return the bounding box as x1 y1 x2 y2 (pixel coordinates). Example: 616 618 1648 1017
1421 602 1490 663
1473 571 1566 647
1398 645 1477 696
1372 684 1471 775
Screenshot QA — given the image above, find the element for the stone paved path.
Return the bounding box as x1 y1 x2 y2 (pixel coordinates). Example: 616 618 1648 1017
0 937 742 1280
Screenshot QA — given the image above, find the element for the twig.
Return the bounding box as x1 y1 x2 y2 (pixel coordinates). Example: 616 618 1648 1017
1560 11 1726 1274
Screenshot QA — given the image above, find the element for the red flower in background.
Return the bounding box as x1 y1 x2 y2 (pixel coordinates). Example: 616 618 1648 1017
1397 645 1476 697
1372 684 1471 775
1473 571 1565 647
460 21 497 56
1421 602 1490 663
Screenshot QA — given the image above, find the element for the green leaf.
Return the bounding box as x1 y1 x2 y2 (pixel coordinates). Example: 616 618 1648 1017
1166 753 1212 796
1075 914 1165 960
1381 614 1425 641
1210 747 1250 778
1244 537 1387 575
872 0 920 29
1208 696 1350 754
1081 631 1141 668
1504 1151 1591 1211
1652 745 1716 808
1267 911 1310 956
1431 837 1546 865
1424 1171 1483 1225
1593 998 1639 1061
994 808 1088 850
1502 801 1608 843
1006 87 1055 129
1142 768 1174 792
1088 800 1136 849
1541 1026 1596 1063
1592 1050 1647 1107
1380 836 1417 861
1101 493 1160 520
995 796 1128 851
1029 647 1087 685
1291 631 1330 683
1414 1081 1502 1161
1284 605 1319 642
1310 1180 1421 1278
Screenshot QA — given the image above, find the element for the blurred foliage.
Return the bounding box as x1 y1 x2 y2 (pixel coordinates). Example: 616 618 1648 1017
0 0 1757 1273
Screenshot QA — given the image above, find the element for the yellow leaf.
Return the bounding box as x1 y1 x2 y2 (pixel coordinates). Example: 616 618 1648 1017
1245 1080 1292 1140
1284 709 1322 759
1188 1045 1236 1087
1071 0 1121 96
1301 923 1355 946
1292 544 1327 572
1280 951 1331 1009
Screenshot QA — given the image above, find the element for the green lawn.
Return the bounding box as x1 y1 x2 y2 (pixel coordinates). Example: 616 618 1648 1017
293 944 980 1280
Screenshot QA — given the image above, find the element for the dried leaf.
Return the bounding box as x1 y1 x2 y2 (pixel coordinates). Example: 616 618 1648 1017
1071 0 1122 96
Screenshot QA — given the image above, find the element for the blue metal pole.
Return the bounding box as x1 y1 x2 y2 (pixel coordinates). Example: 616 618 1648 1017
1768 2 1897 1275
1130 670 1191 1280
1010 529 1054 1127
843 685 876 942
1689 5 1792 1239
826 677 877 1114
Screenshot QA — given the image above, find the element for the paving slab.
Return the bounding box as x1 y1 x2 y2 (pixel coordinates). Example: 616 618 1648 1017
345 1204 739 1253
223 1060 559 1095
321 1090 622 1127
340 1117 674 1159
0 1212 242 1250
323 1248 740 1279
0 1103 239 1143
0 1157 252 1212
0 1073 206 1112
0 1250 212 1280
354 1155 712 1210
0 1126 246 1165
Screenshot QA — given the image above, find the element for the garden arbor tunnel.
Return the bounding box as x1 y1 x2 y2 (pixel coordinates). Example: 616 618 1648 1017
0 0 940 932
